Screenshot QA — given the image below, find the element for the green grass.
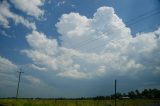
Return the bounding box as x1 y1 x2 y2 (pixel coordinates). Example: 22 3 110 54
0 99 159 106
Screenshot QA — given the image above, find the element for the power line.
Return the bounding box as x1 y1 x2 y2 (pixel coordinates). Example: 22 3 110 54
86 23 160 52
71 8 160 51
77 10 160 52
16 68 24 99
126 10 160 27
125 7 160 25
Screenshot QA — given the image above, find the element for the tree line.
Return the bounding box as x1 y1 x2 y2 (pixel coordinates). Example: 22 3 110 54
1 88 160 100
78 88 160 100
109 88 160 99
41 88 160 100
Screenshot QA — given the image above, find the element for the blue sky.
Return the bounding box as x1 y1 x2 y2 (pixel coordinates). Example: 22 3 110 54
0 0 160 98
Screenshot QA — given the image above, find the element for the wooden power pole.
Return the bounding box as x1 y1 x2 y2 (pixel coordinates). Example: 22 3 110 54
115 80 117 106
16 69 24 99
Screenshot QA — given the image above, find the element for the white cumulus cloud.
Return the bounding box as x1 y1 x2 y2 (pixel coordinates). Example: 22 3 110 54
0 56 17 73
0 1 36 30
11 0 44 19
0 55 47 90
22 6 160 79
24 75 42 84
0 56 18 86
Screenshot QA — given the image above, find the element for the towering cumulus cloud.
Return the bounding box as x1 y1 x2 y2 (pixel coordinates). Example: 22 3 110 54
22 6 160 79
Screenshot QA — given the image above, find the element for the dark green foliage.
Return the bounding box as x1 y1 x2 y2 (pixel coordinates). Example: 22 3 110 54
112 88 160 99
129 89 160 99
128 91 136 99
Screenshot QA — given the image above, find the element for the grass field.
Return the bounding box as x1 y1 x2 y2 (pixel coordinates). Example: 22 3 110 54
0 99 160 106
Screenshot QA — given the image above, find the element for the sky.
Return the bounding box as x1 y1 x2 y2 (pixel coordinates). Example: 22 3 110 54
0 0 160 98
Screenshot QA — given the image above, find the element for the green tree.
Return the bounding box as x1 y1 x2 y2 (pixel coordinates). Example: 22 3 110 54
141 89 149 98
128 91 136 99
135 89 141 98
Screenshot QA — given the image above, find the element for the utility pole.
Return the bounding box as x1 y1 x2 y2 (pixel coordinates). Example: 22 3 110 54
16 69 24 99
115 80 117 106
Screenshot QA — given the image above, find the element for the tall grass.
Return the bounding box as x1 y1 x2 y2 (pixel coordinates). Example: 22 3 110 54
0 99 159 106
